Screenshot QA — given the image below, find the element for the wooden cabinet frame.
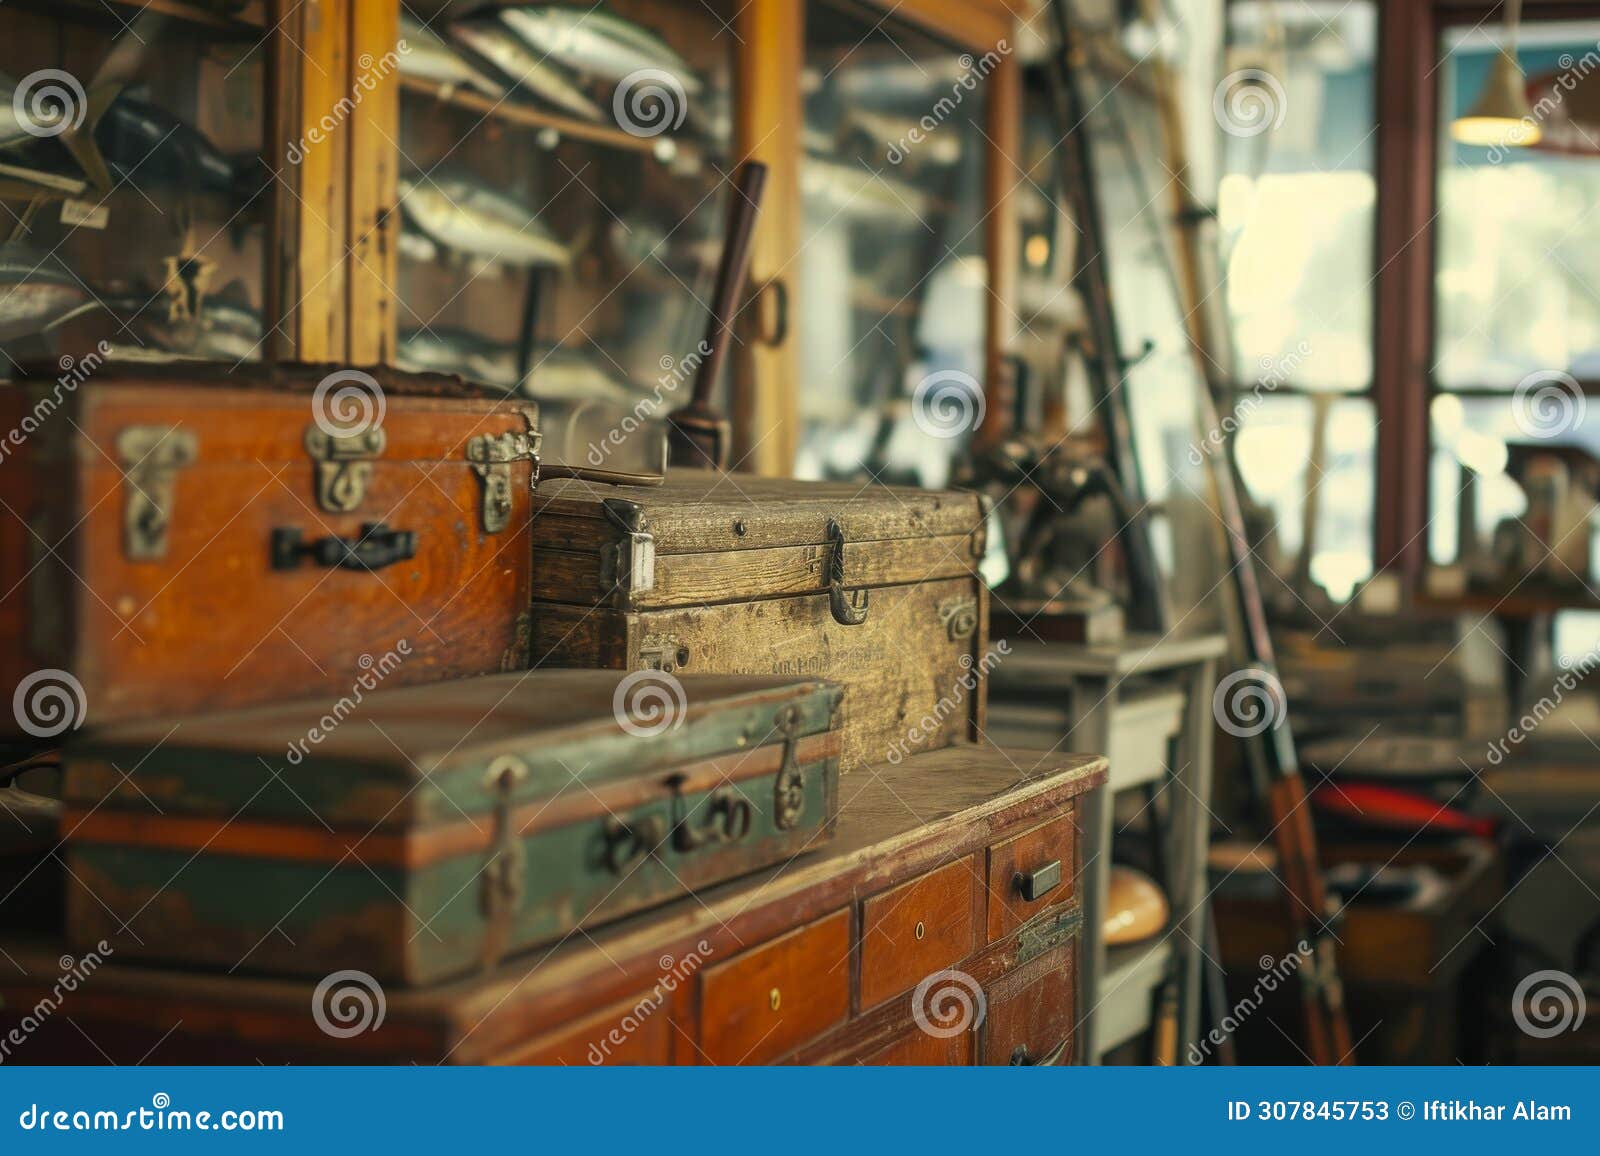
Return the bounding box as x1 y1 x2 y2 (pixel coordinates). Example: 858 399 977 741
300 0 1027 476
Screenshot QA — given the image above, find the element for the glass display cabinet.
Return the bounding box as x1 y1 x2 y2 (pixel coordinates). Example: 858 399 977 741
390 0 738 426
794 0 992 488
8 1 1029 474
0 0 276 371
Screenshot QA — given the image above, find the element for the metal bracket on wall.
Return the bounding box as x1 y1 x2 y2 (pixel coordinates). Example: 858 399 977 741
117 425 198 561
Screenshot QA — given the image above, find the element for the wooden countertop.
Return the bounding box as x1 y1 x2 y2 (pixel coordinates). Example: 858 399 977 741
0 743 1105 1063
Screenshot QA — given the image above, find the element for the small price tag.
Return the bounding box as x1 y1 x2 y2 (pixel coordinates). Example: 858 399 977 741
60 198 110 230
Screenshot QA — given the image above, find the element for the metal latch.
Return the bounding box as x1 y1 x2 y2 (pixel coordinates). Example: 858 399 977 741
772 706 806 831
826 519 869 626
304 425 385 513
938 595 978 641
467 429 539 534
639 634 689 673
117 426 198 561
480 755 529 968
599 498 656 607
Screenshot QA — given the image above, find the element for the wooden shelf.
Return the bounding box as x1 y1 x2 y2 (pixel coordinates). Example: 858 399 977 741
33 0 263 35
400 74 703 162
1417 581 1600 619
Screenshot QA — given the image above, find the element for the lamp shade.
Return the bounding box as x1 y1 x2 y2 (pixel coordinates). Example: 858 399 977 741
1452 49 1542 147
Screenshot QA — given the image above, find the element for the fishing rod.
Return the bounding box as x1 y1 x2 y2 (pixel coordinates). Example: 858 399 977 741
1047 0 1354 1065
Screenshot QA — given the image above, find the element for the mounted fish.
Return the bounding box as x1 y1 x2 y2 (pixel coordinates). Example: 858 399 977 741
398 326 520 389
450 11 604 122
523 343 637 403
844 108 964 166
801 156 931 225
0 244 96 347
397 173 573 271
0 76 121 200
411 335 641 406
93 94 255 202
499 5 703 93
0 8 168 200
399 12 506 99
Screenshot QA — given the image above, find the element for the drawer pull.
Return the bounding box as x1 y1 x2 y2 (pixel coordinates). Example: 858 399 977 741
1014 859 1062 903
1010 1035 1070 1066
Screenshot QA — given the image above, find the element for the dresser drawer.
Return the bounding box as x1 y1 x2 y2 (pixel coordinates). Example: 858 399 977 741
859 857 979 1011
700 910 850 1065
986 809 1076 942
982 943 1076 1065
495 990 674 1065
863 1024 975 1066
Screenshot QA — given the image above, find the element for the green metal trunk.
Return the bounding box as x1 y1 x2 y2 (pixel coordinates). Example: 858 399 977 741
62 671 843 986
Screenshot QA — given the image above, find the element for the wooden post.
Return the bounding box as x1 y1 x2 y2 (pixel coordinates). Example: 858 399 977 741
346 1 401 365
733 0 803 476
268 0 350 363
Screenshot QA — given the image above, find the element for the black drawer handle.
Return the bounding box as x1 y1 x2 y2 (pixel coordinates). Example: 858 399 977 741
1014 859 1062 903
1010 1035 1070 1066
272 523 416 571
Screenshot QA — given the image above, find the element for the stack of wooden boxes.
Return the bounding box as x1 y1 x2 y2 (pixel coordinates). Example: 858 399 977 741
0 368 1103 1064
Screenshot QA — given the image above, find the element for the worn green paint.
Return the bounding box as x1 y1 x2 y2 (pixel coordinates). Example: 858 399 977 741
65 678 844 985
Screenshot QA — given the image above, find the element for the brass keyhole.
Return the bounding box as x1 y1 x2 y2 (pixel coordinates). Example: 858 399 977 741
768 987 781 1011
914 921 926 941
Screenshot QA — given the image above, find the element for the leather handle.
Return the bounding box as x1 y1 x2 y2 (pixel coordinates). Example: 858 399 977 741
1013 859 1062 903
753 278 789 347
271 523 417 572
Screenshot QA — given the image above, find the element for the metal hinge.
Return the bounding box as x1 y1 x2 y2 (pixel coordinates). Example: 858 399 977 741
304 425 386 513
467 428 540 534
117 425 198 561
599 498 655 607
480 755 530 969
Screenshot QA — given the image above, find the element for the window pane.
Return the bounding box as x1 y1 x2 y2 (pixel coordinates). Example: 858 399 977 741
1232 394 1376 601
1435 21 1600 389
1427 394 1599 580
1219 1 1378 390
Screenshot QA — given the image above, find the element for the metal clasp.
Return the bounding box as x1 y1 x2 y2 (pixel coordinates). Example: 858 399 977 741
304 425 386 513
117 425 198 561
480 755 529 967
826 519 869 626
600 498 656 606
467 429 539 534
772 705 806 831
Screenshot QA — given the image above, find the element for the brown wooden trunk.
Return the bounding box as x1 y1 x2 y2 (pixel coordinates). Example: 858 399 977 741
529 472 993 771
0 364 539 737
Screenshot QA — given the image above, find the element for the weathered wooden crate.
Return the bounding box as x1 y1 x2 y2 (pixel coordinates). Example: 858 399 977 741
529 471 992 771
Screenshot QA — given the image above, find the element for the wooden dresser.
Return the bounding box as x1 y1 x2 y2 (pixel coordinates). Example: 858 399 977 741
0 747 1104 1065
